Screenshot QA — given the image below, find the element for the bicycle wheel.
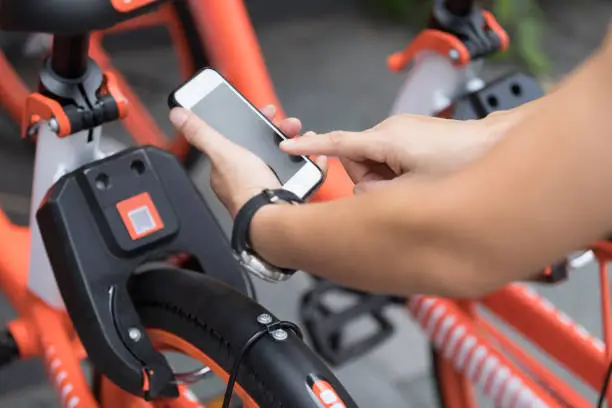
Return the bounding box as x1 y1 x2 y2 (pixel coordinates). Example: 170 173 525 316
94 267 358 408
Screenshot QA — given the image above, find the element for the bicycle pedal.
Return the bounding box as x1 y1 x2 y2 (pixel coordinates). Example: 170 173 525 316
542 261 569 283
529 260 569 284
299 279 402 367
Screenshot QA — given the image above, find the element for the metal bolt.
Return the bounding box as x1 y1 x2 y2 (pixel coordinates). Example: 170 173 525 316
448 48 460 61
257 313 272 324
48 118 59 133
465 78 485 93
128 327 142 342
26 122 40 138
271 329 288 341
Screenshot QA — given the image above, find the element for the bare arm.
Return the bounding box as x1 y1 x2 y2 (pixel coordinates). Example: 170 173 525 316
250 32 612 298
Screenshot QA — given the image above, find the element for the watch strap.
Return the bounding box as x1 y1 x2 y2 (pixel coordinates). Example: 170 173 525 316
231 189 303 274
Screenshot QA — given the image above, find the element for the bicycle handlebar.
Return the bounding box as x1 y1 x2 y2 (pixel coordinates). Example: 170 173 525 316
0 0 163 34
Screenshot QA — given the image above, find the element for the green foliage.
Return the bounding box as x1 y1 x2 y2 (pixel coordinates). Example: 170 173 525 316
491 0 550 75
366 0 550 76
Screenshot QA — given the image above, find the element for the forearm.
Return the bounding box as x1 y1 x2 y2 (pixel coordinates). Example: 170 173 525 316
250 32 612 298
437 33 612 288
482 80 556 139
463 74 558 165
250 181 480 297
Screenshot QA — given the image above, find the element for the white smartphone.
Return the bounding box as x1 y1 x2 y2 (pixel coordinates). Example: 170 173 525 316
169 68 324 233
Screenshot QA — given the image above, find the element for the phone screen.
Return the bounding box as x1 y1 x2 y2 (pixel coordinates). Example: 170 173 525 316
190 82 305 183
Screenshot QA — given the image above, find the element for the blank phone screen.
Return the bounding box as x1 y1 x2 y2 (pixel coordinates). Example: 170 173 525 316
190 83 305 183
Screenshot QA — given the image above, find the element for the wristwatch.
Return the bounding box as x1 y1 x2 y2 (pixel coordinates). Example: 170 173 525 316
231 188 303 282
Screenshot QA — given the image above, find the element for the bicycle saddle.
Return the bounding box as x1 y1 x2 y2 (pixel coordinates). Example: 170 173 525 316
0 0 164 34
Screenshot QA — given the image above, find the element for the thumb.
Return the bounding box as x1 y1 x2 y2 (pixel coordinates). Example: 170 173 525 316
353 174 412 194
354 175 411 194
353 179 395 194
170 108 236 161
315 155 329 176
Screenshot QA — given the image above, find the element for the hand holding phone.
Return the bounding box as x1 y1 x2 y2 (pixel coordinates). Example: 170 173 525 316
168 68 324 234
169 106 289 215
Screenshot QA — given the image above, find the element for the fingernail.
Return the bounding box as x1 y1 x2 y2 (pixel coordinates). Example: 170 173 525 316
169 108 189 127
303 131 317 138
280 139 296 149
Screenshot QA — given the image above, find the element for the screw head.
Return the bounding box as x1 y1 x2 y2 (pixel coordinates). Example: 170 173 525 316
48 118 59 133
271 329 288 341
128 327 142 342
26 123 39 138
257 313 272 324
448 48 460 61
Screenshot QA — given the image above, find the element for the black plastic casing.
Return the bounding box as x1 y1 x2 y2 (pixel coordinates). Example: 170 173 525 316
37 146 249 398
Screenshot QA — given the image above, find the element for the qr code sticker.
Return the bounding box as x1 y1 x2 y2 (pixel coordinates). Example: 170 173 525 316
127 206 156 235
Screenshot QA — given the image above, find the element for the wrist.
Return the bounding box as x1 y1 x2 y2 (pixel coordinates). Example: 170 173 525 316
481 92 548 137
248 202 293 268
231 188 302 282
477 108 522 147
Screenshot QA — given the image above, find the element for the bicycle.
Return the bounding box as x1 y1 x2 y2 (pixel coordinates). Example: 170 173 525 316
0 1 359 407
2 1 611 408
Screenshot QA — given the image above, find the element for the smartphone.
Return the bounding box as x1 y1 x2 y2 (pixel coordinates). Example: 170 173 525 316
168 68 324 234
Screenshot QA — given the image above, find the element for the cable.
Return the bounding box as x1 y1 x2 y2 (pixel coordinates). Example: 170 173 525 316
242 270 258 302
597 359 612 407
221 320 302 408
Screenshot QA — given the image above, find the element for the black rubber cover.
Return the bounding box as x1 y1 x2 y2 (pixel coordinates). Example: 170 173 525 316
130 267 360 408
0 0 163 34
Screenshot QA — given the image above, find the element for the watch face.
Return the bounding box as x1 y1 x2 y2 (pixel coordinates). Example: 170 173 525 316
238 251 293 283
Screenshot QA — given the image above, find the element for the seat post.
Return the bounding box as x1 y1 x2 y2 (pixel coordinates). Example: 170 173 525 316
50 34 91 79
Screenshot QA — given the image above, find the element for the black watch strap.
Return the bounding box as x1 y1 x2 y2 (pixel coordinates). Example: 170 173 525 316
231 189 303 273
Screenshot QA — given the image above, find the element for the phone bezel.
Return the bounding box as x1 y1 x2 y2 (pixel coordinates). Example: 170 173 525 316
169 67 324 200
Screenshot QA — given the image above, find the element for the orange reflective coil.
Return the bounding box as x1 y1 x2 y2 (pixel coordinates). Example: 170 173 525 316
116 192 164 240
111 0 158 13
312 380 346 408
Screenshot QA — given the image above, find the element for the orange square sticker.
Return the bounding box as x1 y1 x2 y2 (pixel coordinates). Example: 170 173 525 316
116 192 164 240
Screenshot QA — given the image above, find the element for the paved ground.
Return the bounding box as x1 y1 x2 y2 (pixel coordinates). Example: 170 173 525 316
0 0 611 406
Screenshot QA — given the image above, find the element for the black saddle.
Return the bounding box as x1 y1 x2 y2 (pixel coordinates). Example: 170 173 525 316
0 0 165 34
